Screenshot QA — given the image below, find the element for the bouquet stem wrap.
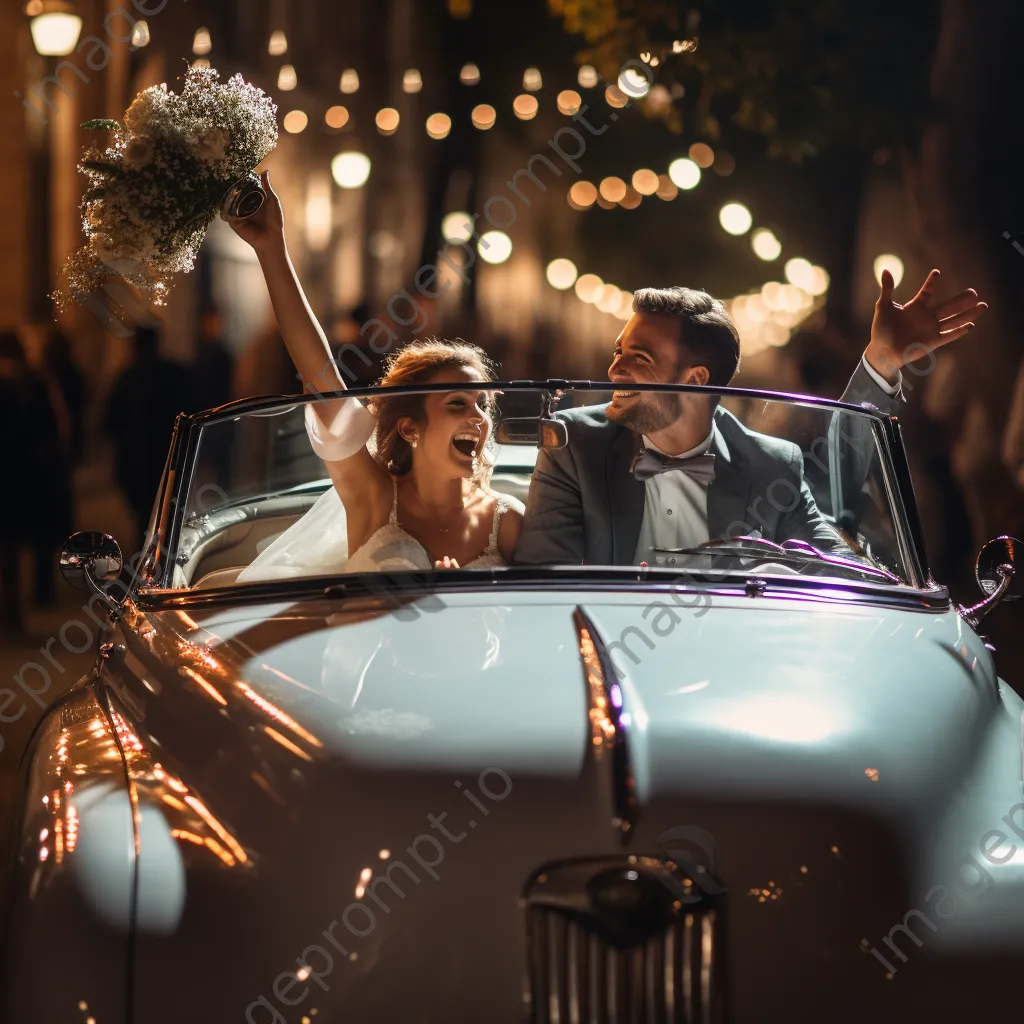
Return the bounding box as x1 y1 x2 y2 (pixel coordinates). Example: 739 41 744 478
54 64 279 311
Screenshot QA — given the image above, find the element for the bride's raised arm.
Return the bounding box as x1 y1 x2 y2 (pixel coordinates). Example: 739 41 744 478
225 170 388 546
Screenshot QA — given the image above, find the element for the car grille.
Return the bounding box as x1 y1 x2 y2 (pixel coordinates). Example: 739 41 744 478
523 859 724 1023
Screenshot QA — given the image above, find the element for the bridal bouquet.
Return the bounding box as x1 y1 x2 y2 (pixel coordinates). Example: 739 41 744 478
53 64 279 311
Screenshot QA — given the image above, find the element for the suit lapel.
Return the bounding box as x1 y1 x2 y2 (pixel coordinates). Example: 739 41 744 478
606 426 646 564
706 414 753 539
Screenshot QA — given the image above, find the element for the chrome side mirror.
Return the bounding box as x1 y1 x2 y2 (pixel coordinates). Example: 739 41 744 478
958 535 1020 628
60 532 125 615
495 417 568 449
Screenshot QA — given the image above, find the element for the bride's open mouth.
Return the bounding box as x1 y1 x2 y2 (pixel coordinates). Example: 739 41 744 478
451 432 479 458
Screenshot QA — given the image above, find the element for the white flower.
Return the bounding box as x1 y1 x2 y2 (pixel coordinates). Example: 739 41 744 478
123 136 154 169
193 128 229 165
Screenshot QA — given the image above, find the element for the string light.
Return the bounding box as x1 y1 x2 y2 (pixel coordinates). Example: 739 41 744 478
268 30 288 56
596 284 623 313
425 113 452 139
574 274 604 303
631 169 659 195
403 69 423 94
331 152 371 189
619 187 642 210
442 212 472 242
713 151 736 176
599 177 627 203
578 65 599 88
192 27 211 55
688 143 714 168
719 202 753 235
471 104 496 129
668 158 700 190
568 181 597 209
131 21 150 47
459 63 481 85
513 94 538 120
523 68 543 91
656 175 678 201
604 85 628 108
340 69 359 93
325 105 350 129
556 90 582 115
375 108 400 136
546 258 578 290
478 231 512 264
873 254 904 287
751 228 782 261
618 67 650 99
277 65 298 91
283 110 308 134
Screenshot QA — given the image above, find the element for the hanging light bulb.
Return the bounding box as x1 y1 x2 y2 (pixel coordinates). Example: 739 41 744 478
577 65 598 88
29 2 83 56
130 20 150 48
523 67 542 91
403 69 423 94
191 26 211 55
277 65 298 91
268 30 288 56
340 69 360 94
459 63 481 86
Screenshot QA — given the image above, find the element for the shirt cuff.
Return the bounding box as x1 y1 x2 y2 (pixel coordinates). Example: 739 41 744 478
861 352 902 396
304 398 375 462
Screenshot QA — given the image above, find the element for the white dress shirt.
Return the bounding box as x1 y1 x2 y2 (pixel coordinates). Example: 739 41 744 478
633 426 716 565
631 354 900 566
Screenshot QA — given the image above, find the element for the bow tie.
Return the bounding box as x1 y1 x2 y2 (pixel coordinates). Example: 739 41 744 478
631 449 717 484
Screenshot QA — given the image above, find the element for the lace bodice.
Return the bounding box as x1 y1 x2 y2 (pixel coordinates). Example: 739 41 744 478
345 478 511 572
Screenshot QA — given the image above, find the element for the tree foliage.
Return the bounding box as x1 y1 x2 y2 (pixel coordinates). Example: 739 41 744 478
548 0 940 161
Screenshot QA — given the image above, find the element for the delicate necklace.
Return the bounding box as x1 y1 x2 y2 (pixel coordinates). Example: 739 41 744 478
409 485 470 533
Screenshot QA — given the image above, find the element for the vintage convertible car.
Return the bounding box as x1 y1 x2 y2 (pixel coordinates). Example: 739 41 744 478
1 381 1021 1024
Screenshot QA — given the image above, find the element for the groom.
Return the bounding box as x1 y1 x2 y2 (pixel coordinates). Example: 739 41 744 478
515 269 985 566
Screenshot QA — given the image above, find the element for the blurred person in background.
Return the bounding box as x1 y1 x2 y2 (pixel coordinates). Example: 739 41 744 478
104 324 194 537
42 328 85 466
191 307 236 486
0 331 67 631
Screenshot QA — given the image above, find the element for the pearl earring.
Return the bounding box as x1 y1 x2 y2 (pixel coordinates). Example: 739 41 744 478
410 438 418 448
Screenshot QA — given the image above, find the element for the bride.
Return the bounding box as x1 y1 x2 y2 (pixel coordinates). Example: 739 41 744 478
229 171 524 581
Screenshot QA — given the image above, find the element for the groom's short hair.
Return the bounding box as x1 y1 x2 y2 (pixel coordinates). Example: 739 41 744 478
632 287 740 386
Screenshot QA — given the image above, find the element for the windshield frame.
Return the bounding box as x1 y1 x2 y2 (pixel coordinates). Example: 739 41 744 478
149 380 929 595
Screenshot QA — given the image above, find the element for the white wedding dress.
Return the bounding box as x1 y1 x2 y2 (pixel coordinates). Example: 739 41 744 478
236 400 521 582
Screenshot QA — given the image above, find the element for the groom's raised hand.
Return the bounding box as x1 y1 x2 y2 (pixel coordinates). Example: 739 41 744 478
864 268 987 385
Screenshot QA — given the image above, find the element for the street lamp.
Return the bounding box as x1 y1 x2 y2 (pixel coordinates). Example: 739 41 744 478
27 0 83 57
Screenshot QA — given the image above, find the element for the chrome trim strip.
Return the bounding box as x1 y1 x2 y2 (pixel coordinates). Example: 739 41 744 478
573 607 638 844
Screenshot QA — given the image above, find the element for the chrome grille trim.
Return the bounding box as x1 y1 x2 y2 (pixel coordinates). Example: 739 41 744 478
526 905 722 1023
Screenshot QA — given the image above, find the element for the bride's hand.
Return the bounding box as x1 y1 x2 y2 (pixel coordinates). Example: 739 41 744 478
222 170 284 256
435 557 461 569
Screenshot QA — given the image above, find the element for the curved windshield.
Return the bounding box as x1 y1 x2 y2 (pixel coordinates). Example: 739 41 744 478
168 384 917 591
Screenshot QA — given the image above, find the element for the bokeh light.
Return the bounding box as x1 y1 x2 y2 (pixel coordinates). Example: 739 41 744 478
192 27 211 55
632 169 659 195
618 67 650 99
425 113 452 139
575 273 604 303
656 174 678 201
513 94 539 120
268 30 287 56
557 90 582 115
689 143 715 168
604 85 628 108
751 227 782 261
471 104 496 129
873 254 904 288
523 67 543 91
325 105 350 129
403 69 423 94
619 187 642 210
283 110 308 134
375 107 400 135
719 202 753 235
578 65 599 88
597 284 623 313
459 63 481 85
784 257 815 290
546 258 578 290
277 65 297 91
668 158 700 190
713 151 736 176
340 69 360 93
568 181 598 209
331 152 370 189
599 177 627 203
441 212 472 242
479 231 512 265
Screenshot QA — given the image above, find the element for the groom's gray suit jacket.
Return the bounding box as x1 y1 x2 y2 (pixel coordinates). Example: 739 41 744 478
514 361 903 566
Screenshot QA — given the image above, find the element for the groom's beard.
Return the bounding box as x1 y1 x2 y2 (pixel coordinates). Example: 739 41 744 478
607 390 684 434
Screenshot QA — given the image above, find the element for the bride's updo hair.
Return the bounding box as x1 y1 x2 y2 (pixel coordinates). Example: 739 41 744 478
370 339 497 483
